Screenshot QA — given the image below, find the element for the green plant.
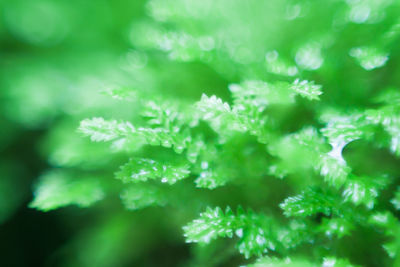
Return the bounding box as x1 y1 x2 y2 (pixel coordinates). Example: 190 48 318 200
9 0 400 266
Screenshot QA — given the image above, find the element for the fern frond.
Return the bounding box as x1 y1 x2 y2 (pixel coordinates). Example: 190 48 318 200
184 206 307 258
30 171 104 211
280 188 338 218
79 117 135 142
318 217 354 238
318 154 351 188
342 175 389 208
80 117 192 153
115 158 190 185
120 184 167 210
196 93 268 142
369 211 400 258
290 79 322 100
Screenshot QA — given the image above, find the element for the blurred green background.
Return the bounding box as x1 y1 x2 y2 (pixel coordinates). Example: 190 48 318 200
1 0 400 266
0 1 157 266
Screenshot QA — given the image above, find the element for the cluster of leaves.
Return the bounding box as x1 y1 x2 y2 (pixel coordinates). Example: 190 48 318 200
2 0 400 266
38 74 400 265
